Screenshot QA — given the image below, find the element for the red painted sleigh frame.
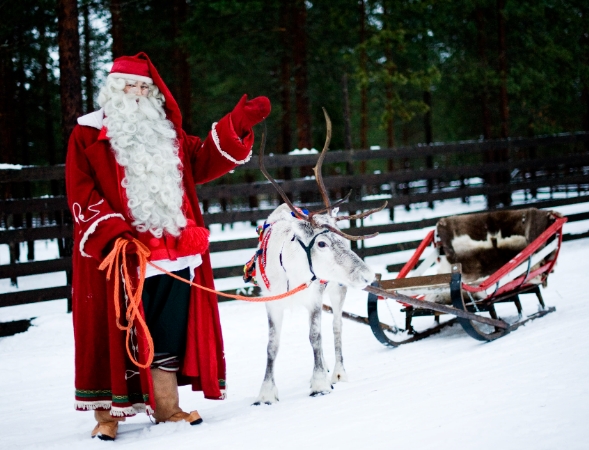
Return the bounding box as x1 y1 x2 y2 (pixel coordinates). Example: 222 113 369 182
366 213 567 346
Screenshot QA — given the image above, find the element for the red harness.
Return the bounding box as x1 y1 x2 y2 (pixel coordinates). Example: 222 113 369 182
243 222 273 289
243 220 329 290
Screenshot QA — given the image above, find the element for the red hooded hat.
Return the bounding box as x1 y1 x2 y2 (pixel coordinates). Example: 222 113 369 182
108 52 183 131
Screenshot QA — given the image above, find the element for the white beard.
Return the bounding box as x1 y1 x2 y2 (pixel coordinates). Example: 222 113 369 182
102 88 187 238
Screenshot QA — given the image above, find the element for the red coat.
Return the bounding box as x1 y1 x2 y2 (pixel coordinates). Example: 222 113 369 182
66 111 253 416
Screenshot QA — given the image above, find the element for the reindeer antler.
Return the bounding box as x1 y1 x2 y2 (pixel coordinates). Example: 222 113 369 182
320 224 379 241
311 108 332 212
258 121 309 221
310 190 352 216
258 112 387 241
335 201 388 222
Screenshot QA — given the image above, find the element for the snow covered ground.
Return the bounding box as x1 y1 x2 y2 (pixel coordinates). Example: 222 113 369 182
1 195 588 449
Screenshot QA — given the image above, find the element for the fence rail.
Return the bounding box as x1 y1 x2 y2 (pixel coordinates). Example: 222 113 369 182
1 131 588 311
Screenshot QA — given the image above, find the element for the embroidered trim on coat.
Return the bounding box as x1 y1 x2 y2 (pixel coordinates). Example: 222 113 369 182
79 213 126 258
74 401 154 416
72 199 104 224
211 122 252 165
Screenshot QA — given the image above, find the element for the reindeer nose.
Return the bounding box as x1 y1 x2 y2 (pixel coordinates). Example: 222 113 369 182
363 275 373 285
362 270 376 286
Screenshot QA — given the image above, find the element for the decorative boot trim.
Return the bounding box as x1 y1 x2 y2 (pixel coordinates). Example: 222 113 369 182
75 400 112 411
110 403 153 417
75 400 152 417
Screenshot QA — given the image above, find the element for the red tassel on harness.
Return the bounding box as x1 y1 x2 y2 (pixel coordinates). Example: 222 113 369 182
178 223 210 255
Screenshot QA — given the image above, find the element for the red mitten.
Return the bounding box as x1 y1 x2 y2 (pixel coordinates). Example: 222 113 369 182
230 94 271 137
178 221 210 255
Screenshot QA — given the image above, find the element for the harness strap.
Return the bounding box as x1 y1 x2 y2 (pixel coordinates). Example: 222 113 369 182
296 230 329 282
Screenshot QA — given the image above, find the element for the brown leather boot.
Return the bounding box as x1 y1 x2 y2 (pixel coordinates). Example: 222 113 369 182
91 410 125 441
151 368 203 425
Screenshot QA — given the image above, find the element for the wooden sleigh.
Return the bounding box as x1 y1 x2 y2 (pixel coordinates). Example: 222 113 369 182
365 208 567 346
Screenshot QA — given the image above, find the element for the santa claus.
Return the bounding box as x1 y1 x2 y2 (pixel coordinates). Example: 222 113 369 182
66 52 270 440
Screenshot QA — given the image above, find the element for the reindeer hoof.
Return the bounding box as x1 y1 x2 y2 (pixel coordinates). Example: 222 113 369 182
310 391 329 397
310 388 332 397
252 401 276 406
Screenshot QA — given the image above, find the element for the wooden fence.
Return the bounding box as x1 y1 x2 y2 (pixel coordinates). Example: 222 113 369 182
1 131 589 314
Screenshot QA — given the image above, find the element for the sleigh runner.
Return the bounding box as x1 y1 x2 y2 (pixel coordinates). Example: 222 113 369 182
366 208 567 346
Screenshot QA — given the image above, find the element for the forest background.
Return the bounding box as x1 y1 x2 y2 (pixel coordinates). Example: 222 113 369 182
0 0 588 173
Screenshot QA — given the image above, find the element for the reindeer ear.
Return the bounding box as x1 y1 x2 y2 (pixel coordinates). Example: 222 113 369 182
331 207 339 217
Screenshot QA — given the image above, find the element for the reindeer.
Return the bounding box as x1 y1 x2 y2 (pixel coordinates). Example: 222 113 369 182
249 110 386 404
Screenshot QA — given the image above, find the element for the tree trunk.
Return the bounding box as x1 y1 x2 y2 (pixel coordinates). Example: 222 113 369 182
423 91 433 145
583 85 589 133
292 0 312 151
527 118 537 199
280 0 293 191
15 40 28 167
82 1 94 113
359 0 368 173
497 0 509 140
57 0 81 296
341 73 353 152
57 0 83 153
386 78 395 220
39 26 57 168
172 0 192 132
382 1 395 150
496 0 511 206
14 40 32 260
581 9 589 133
476 9 492 141
0 43 15 167
402 124 410 211
292 0 313 202
0 40 16 272
476 7 497 208
341 73 355 206
424 90 434 208
382 0 396 220
110 0 124 58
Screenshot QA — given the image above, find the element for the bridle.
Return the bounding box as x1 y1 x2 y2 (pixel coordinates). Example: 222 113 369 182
295 229 330 282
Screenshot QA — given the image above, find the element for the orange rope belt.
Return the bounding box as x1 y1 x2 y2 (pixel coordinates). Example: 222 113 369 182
98 238 309 368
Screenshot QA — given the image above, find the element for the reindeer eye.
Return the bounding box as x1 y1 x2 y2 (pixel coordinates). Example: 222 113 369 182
317 241 327 248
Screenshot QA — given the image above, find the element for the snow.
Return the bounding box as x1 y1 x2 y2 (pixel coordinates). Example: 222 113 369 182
0 163 23 170
288 148 319 155
1 197 589 449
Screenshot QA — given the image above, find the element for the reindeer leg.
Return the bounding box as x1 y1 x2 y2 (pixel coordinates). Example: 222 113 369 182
309 299 332 397
329 284 348 383
254 304 284 405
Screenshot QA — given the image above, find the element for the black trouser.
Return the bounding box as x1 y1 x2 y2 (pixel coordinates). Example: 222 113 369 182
141 267 191 357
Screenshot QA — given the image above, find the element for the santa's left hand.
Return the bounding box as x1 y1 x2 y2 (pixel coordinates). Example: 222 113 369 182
230 94 271 137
